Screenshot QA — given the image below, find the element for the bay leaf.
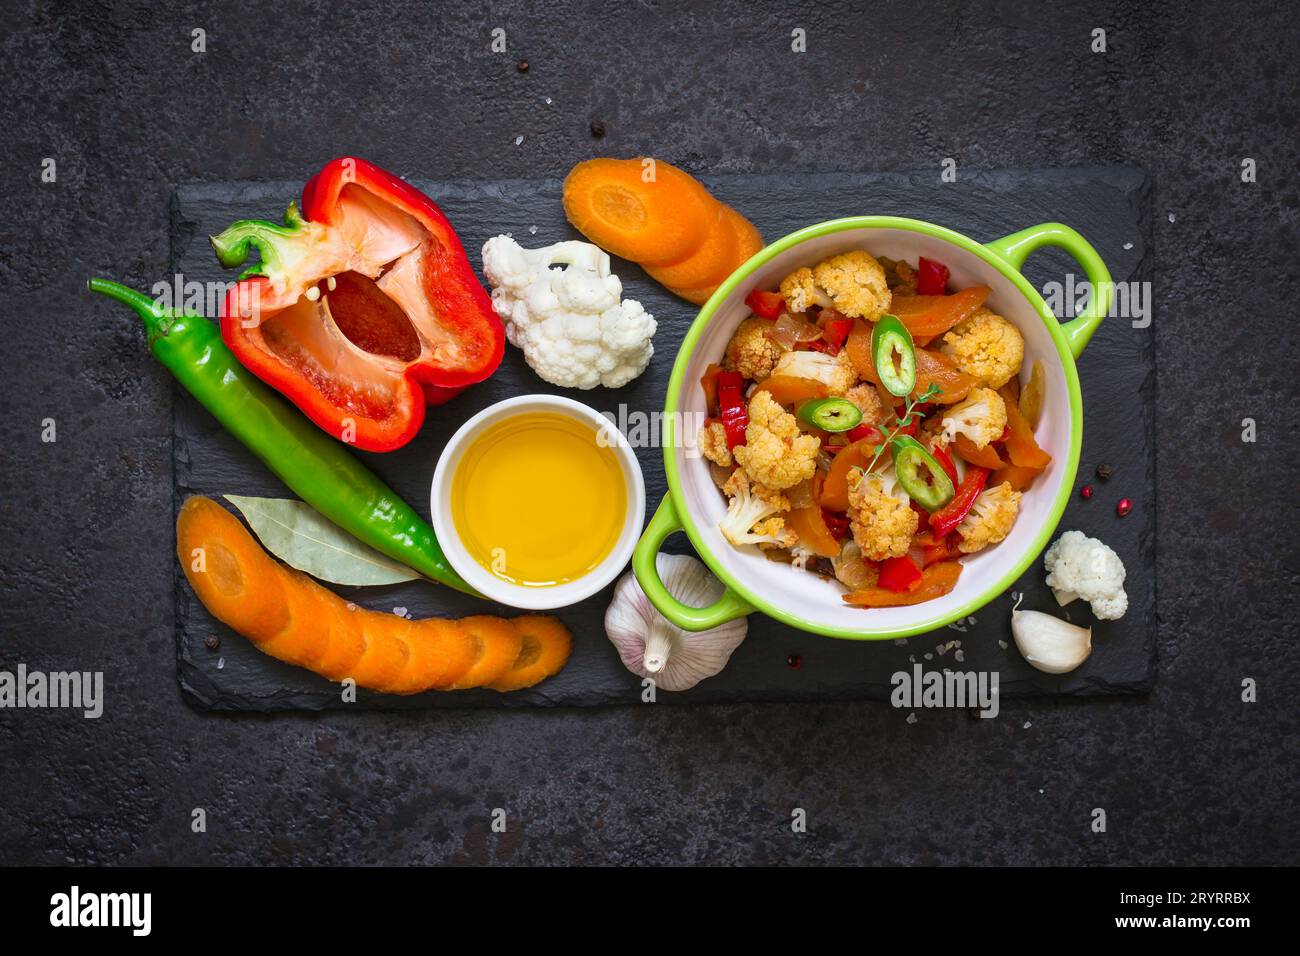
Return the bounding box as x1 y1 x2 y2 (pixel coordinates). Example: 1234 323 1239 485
224 495 421 586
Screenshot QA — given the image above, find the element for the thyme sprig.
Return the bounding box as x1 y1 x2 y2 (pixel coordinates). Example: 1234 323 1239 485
864 381 942 475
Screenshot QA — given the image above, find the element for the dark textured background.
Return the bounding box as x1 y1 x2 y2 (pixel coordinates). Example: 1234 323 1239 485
0 0 1296 865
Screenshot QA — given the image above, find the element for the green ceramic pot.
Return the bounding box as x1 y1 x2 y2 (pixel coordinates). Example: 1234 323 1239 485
633 217 1112 639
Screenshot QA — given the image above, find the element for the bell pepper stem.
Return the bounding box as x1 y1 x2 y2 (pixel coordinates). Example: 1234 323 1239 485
209 201 307 273
87 278 173 341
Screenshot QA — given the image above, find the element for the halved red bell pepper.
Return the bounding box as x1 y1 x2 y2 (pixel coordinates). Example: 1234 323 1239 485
212 157 504 451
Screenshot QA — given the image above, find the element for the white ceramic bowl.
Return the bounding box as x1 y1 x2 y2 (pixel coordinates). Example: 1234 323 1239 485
431 394 646 610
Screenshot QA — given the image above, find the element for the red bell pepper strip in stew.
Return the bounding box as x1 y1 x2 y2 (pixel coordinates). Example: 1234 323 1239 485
916 257 950 296
878 555 924 593
929 466 990 538
716 370 749 448
744 289 784 319
211 157 504 452
930 441 959 487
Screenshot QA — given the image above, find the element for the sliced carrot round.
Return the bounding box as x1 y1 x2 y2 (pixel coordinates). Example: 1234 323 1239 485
661 205 764 305
447 615 523 690
645 202 737 289
176 496 290 644
386 619 478 694
563 158 714 264
258 568 335 667
350 614 412 693
487 616 574 692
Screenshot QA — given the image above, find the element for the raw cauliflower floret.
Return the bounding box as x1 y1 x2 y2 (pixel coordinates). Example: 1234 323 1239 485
844 383 889 426
779 250 891 321
771 348 858 395
697 421 733 467
956 482 1022 553
482 236 656 388
724 316 783 381
941 387 1007 449
941 307 1024 389
732 391 820 490
847 472 918 561
1043 530 1129 621
720 469 796 549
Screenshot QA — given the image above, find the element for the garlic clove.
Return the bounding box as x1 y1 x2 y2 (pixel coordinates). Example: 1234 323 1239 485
1012 598 1092 674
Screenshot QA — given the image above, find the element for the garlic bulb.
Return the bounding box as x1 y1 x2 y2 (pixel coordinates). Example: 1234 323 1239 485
1011 595 1092 674
604 554 749 691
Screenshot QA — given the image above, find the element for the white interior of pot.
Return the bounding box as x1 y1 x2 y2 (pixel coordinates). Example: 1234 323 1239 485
672 226 1074 636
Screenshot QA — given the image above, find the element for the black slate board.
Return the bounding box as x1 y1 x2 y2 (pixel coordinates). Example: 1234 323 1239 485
169 168 1155 710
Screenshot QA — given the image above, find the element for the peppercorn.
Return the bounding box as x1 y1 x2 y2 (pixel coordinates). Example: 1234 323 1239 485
590 119 606 137
786 653 802 670
1096 463 1115 481
1080 484 1094 500
516 60 529 72
1116 497 1132 517
204 635 220 651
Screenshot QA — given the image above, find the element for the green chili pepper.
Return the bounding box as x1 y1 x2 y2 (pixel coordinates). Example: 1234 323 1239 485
797 397 863 433
88 279 479 597
889 435 955 512
871 314 916 397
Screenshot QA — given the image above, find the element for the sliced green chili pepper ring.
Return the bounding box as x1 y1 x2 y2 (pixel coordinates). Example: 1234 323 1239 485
890 435 956 511
871 314 916 398
797 397 863 433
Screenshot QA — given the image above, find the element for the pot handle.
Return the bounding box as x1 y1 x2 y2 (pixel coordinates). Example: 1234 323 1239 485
984 223 1113 359
633 495 754 631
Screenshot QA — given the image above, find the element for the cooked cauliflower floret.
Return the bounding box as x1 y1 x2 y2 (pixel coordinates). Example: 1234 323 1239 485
956 482 1022 553
724 316 783 381
697 421 732 467
779 250 891 321
771 348 858 395
844 383 890 426
941 387 1007 449
719 469 796 549
1043 530 1129 621
941 307 1024 389
832 541 879 591
733 391 820 490
847 472 918 561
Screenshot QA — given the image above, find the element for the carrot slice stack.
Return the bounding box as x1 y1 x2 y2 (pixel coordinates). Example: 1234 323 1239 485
175 496 572 695
563 157 764 305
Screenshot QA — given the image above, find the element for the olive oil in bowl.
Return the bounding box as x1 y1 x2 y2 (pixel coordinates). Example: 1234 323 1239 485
450 412 628 588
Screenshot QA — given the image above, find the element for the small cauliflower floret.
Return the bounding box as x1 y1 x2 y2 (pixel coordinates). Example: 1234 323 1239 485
941 387 1007 449
724 316 783 381
956 482 1022 553
847 473 918 561
482 236 656 388
844 383 889 426
697 421 733 467
832 541 879 591
720 470 796 549
733 391 821 490
941 307 1024 389
1043 530 1129 621
779 250 891 321
771 348 858 395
